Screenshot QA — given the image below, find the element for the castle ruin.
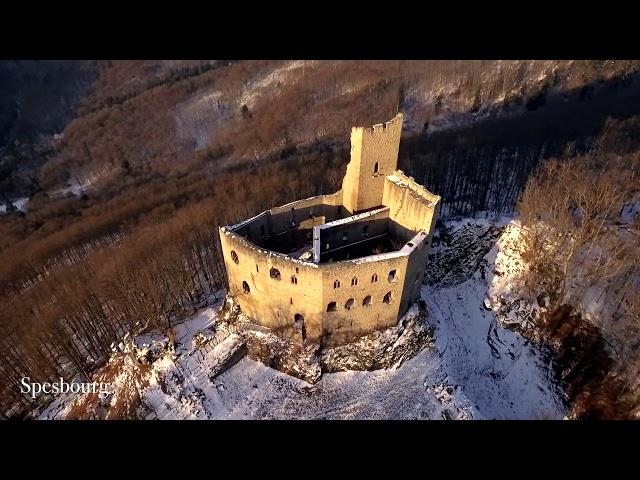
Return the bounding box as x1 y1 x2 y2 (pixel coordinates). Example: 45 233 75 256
219 113 441 347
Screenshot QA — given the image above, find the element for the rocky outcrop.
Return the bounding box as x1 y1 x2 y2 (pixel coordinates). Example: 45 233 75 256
232 297 433 384
243 328 322 384
320 301 432 373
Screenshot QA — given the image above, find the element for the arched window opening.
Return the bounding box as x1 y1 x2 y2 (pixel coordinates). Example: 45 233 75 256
351 276 358 286
383 292 392 304
345 298 355 310
388 269 397 283
363 295 372 307
256 264 259 273
270 267 281 280
230 251 239 264
294 314 306 341
371 273 378 283
291 275 298 284
327 301 337 312
242 281 250 294
334 280 341 289
373 162 379 174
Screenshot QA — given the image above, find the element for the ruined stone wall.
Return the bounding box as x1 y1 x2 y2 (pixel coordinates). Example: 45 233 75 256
220 224 432 348
219 228 325 343
315 207 390 263
229 211 271 247
399 231 432 315
381 171 441 317
269 191 344 235
319 253 408 346
342 113 404 213
232 192 344 248
383 171 440 242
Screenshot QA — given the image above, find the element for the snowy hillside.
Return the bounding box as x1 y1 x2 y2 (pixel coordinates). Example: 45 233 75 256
425 216 565 419
36 215 566 420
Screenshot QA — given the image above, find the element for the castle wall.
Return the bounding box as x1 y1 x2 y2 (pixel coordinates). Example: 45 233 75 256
230 211 271 247
269 192 344 236
230 192 345 252
398 231 431 315
383 171 440 242
315 207 390 263
319 253 408 346
381 172 441 318
219 229 325 343
220 224 431 348
342 113 404 213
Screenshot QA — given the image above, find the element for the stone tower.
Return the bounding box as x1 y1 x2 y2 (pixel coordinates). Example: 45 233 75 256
341 113 404 213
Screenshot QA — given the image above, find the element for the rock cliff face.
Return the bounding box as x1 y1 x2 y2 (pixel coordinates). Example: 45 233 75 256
320 301 432 373
220 295 433 384
243 330 322 384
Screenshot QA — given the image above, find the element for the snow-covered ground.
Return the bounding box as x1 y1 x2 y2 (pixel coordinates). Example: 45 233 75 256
238 60 318 109
36 215 566 420
1 180 94 215
0 196 29 214
424 218 564 419
50 179 92 199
